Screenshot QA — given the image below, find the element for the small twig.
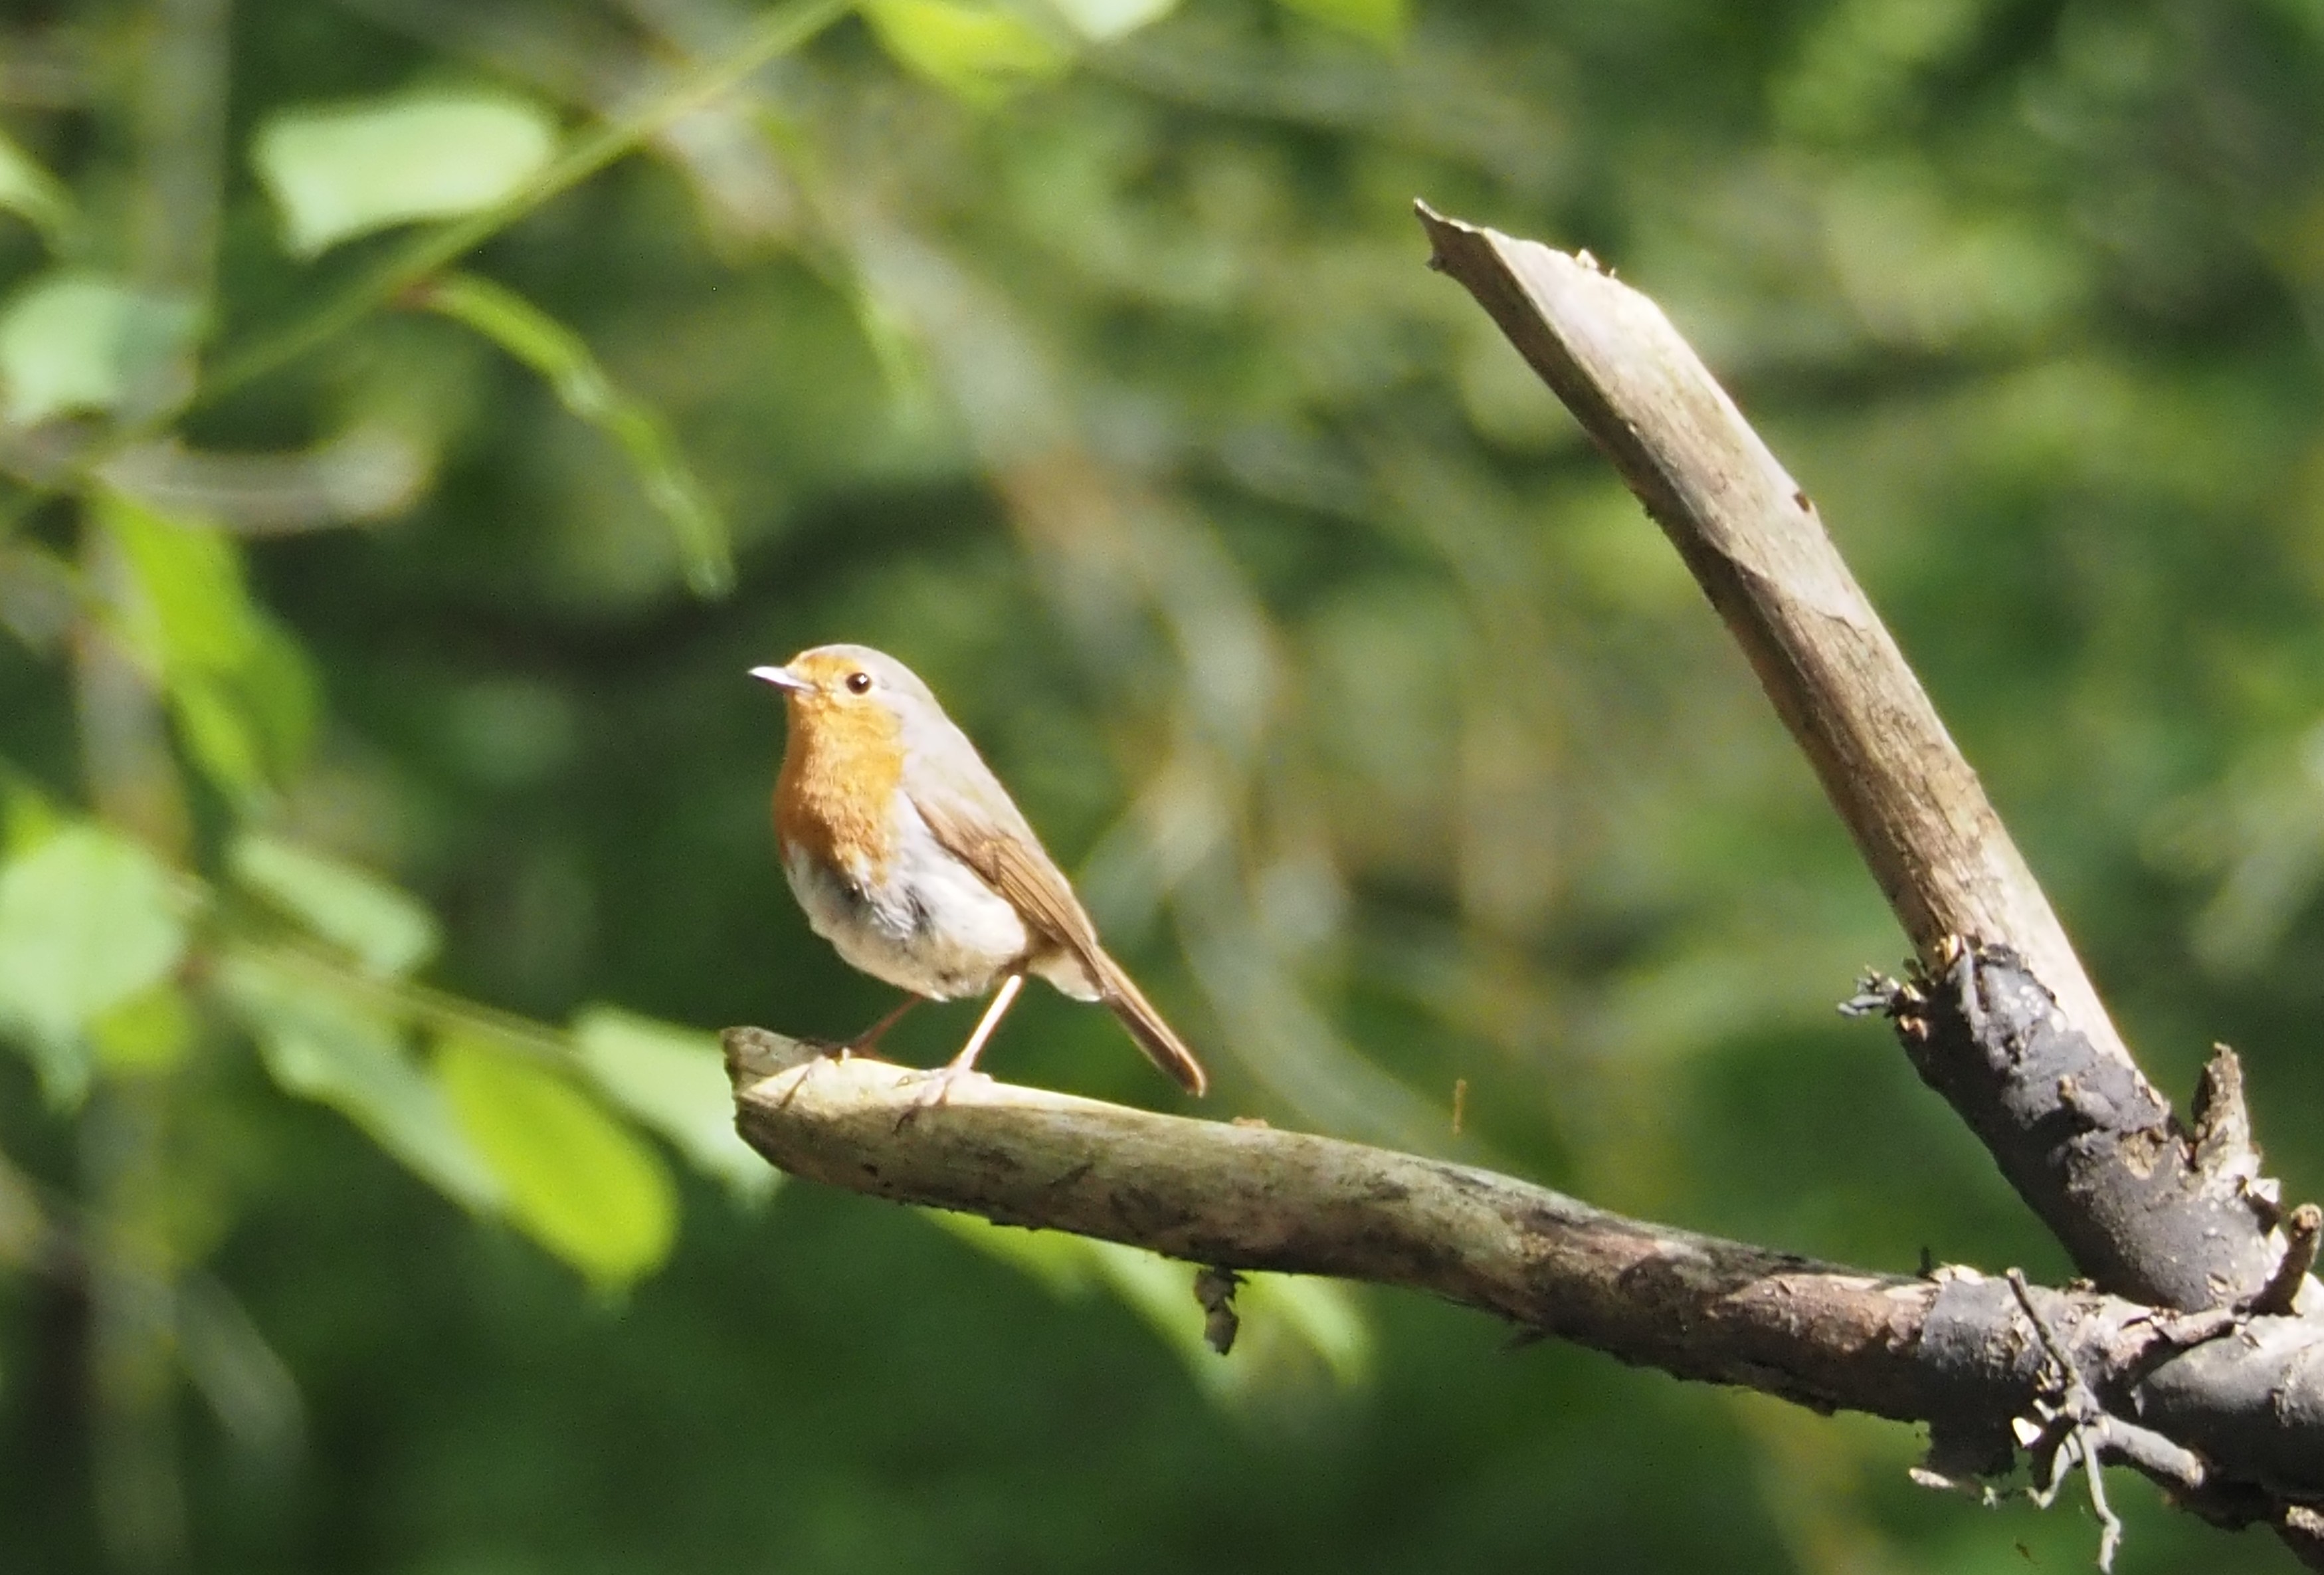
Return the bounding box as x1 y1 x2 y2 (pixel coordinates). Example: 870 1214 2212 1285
2008 1269 2125 1571
2250 1204 2320 1317
2082 1435 2123 1572
2008 1267 2076 1383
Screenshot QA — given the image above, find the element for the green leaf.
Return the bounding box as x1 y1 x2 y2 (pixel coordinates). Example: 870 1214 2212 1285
230 834 439 979
1274 0 1405 48
0 824 190 1104
163 615 323 802
1042 0 1177 41
252 89 559 259
438 1034 677 1288
169 671 269 803
88 982 196 1076
230 617 322 780
217 950 500 1209
98 490 322 801
416 274 733 596
98 490 258 677
862 0 1074 104
0 272 199 427
571 1007 775 1204
0 764 62 859
0 130 75 249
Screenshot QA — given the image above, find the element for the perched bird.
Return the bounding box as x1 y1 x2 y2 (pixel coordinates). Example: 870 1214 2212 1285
751 644 1208 1101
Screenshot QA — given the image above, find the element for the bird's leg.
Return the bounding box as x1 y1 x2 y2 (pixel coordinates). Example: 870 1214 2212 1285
908 972 1024 1112
945 973 1023 1077
843 995 921 1059
783 996 923 1110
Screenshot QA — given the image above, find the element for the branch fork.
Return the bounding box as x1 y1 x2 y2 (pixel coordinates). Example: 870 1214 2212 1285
726 205 2324 1567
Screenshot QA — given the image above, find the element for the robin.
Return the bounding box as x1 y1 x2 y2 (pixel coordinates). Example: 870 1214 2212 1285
751 644 1209 1101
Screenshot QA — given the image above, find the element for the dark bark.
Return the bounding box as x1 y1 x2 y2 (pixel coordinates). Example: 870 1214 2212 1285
1849 944 2280 1312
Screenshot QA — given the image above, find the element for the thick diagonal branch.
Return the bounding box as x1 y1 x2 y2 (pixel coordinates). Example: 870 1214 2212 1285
724 1027 2324 1536
1412 204 2281 1311
1413 203 2105 1051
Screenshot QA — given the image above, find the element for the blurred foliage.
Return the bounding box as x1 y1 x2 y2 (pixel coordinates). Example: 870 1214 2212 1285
2 0 2323 1570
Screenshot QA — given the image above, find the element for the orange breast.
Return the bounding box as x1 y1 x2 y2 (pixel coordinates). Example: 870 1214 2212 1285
774 697 904 878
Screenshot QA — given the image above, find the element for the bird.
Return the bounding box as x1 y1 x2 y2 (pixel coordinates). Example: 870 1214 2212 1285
751 643 1208 1102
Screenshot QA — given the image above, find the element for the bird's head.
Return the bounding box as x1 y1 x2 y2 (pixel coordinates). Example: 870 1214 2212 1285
750 645 943 742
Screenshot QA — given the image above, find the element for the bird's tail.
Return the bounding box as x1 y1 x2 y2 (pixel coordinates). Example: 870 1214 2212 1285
1090 948 1208 1097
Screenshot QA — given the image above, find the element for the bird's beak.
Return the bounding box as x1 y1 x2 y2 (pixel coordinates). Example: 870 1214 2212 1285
749 664 811 694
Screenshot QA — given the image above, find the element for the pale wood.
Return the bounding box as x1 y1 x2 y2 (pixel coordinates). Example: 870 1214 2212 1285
1413 202 2129 1073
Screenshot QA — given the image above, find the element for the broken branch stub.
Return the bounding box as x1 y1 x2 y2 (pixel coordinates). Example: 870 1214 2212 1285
1856 945 2279 1310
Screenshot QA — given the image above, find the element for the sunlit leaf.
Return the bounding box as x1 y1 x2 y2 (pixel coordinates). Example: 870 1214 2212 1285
88 982 196 1076
0 272 198 427
166 622 318 803
230 834 439 980
0 824 190 1103
0 130 74 249
1274 0 1405 48
862 0 1073 104
231 618 322 779
99 491 319 801
0 764 62 859
571 1006 775 1203
415 274 733 596
438 1034 677 1288
98 490 258 677
252 88 559 259
219 950 500 1209
169 671 268 803
1042 0 1177 42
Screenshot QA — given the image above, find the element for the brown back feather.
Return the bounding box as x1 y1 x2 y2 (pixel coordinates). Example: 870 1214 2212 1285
912 791 1208 1097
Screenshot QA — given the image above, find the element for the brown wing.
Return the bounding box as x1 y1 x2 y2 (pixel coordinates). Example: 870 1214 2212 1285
912 790 1208 1097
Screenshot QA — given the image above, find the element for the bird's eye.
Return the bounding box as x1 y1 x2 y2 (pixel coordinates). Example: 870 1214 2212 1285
845 671 874 694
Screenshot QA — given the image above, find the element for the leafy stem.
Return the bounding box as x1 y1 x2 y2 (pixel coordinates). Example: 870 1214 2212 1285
12 0 858 515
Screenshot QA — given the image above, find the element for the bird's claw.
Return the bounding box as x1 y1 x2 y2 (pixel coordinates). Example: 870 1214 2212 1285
892 1062 990 1130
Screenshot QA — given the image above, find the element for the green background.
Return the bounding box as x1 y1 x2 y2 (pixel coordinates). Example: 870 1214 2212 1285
3 0 2321 1569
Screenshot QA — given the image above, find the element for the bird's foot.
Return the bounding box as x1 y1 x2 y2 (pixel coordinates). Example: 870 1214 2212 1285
771 1041 856 1109
893 1061 991 1129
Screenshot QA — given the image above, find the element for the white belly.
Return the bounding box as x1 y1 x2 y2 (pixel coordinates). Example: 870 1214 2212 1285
783 801 1031 1000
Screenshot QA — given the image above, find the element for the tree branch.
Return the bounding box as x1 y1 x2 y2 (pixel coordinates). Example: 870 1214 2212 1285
722 209 2324 1564
724 1027 2324 1554
1410 203 2104 1050
1412 203 2285 1313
